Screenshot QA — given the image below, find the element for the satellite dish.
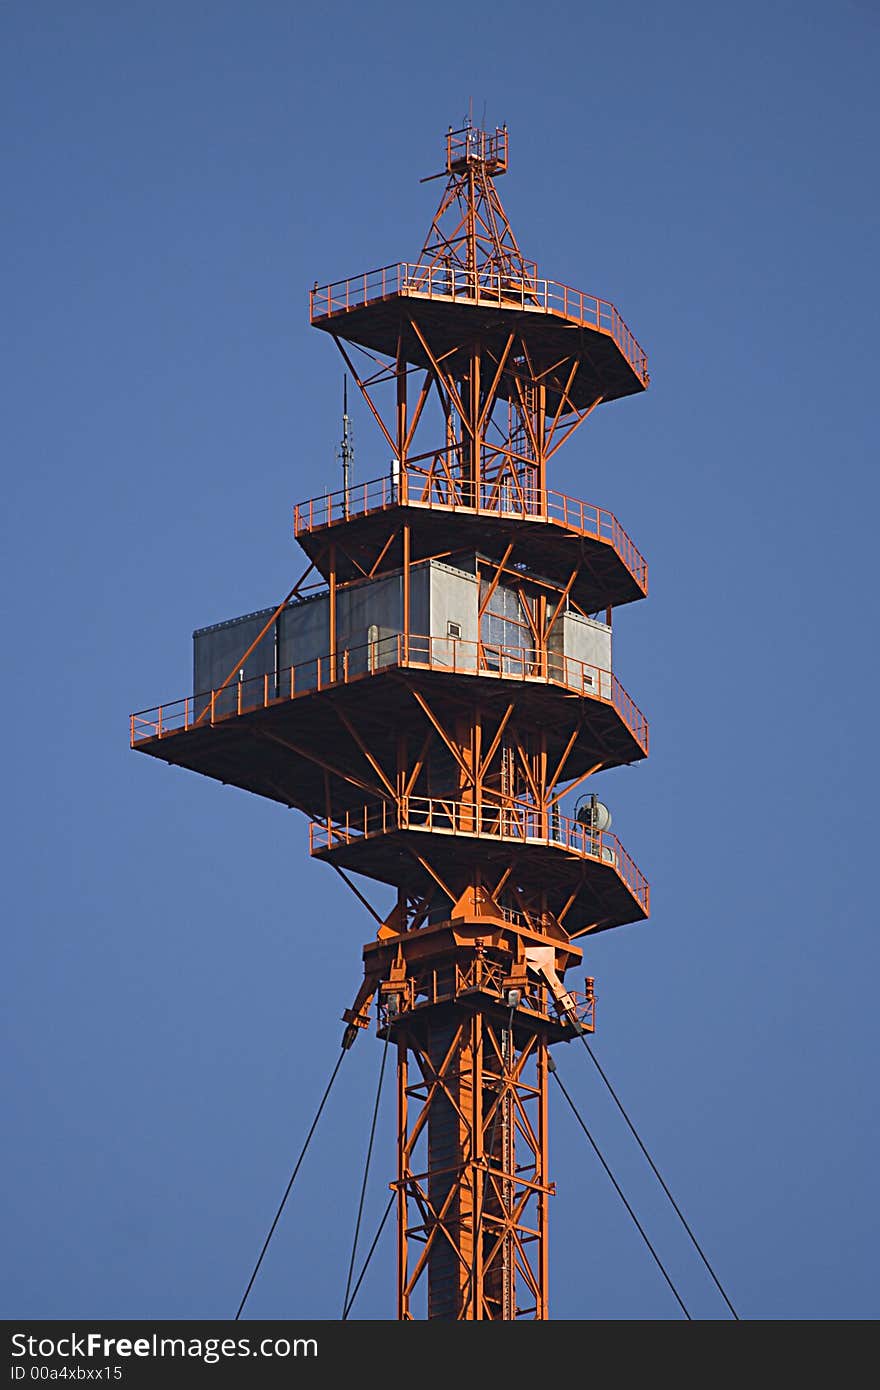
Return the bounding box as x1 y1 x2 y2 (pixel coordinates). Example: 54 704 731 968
574 793 612 833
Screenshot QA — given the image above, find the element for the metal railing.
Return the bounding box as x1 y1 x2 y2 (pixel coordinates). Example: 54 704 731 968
309 796 649 913
309 261 649 385
293 473 647 593
377 954 595 1033
446 124 510 174
130 631 648 755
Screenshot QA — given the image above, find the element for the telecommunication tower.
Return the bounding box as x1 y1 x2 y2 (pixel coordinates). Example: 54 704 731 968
132 121 651 1320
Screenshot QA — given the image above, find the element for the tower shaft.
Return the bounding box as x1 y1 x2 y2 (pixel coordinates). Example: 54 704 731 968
395 1015 550 1320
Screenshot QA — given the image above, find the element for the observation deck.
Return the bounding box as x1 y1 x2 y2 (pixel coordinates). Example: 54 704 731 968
310 798 649 935
294 476 647 610
310 262 649 407
130 630 648 818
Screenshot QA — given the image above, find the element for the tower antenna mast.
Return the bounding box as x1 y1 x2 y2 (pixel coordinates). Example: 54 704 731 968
338 374 354 515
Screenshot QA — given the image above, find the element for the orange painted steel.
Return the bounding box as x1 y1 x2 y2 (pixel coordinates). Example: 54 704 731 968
392 1019 551 1319
130 630 649 757
130 122 651 1319
309 262 649 388
292 475 648 594
309 797 649 916
377 954 594 1036
445 122 509 174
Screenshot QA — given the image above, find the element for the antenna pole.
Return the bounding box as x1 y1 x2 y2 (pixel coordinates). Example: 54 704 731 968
339 374 354 517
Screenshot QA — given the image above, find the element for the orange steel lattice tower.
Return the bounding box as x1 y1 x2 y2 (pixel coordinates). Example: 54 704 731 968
131 123 651 1320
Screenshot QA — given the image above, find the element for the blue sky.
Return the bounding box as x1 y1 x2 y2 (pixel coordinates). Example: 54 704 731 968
3 0 878 1321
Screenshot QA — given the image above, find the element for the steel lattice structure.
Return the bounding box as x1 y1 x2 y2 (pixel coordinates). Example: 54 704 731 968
132 122 650 1320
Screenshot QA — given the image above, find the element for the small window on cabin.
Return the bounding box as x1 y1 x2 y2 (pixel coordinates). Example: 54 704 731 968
447 621 462 640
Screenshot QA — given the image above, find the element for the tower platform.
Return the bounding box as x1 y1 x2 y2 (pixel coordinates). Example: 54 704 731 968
309 797 649 935
311 263 649 406
131 645 648 819
294 478 647 609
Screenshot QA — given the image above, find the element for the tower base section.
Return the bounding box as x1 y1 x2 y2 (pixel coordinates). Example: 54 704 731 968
347 915 593 1319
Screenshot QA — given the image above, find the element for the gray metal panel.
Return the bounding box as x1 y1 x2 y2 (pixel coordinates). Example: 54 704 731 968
429 562 479 669
191 553 610 712
278 593 328 692
193 608 276 717
409 562 430 637
547 611 565 682
338 571 403 675
562 612 612 696
277 569 414 682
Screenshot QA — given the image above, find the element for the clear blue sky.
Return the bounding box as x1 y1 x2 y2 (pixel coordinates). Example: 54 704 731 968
3 0 878 1321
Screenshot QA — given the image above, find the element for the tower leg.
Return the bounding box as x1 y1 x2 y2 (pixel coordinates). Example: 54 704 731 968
395 1007 551 1319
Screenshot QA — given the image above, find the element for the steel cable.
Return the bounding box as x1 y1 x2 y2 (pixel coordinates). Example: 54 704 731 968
342 1192 395 1319
341 1027 390 1318
235 1037 352 1319
578 1035 738 1318
549 1056 691 1319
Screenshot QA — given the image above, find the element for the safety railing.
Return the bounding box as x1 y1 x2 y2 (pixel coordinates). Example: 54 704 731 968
130 631 648 755
294 473 401 530
309 261 649 385
309 796 649 913
377 955 595 1033
544 491 647 589
446 124 510 175
293 473 647 593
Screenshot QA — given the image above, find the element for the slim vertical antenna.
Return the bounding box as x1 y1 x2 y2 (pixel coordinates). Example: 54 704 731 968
339 374 354 515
